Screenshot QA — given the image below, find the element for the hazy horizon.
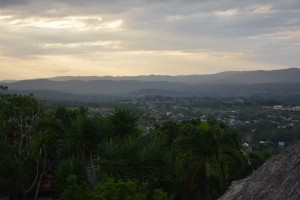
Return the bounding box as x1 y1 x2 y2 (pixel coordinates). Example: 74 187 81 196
1 67 299 82
0 0 299 80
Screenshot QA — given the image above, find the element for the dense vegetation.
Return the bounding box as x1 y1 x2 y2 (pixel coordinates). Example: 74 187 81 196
0 87 271 200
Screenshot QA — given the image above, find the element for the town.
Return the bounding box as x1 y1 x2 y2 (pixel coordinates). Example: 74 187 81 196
83 95 300 151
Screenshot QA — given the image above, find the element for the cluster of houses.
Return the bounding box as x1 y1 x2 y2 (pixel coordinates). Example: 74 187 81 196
273 105 300 111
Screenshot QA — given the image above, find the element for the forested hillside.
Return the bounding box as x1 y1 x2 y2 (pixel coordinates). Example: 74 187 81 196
0 87 271 200
3 69 300 103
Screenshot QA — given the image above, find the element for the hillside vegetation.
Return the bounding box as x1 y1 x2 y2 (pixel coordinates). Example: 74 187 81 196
0 87 271 200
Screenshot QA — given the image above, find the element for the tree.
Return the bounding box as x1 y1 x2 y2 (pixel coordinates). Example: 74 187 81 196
53 156 86 197
130 133 173 184
98 137 133 179
90 177 173 200
98 133 172 183
67 112 107 186
0 90 44 199
0 137 19 196
109 106 140 137
60 175 88 200
175 120 246 200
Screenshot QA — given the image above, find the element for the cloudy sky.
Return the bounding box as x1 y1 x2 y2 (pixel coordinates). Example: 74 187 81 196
0 0 299 80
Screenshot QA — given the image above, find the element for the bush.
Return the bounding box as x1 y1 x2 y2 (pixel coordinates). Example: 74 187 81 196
90 177 173 200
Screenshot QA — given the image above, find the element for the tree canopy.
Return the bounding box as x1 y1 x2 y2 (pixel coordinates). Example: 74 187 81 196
0 87 270 200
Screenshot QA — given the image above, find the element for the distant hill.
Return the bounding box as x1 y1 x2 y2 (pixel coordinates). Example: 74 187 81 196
46 71 240 84
216 68 300 84
2 68 300 102
8 90 116 102
4 79 188 95
46 68 300 84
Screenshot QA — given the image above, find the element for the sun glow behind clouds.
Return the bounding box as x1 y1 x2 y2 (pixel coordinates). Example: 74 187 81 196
0 15 13 19
39 41 122 49
1 14 122 31
0 49 263 79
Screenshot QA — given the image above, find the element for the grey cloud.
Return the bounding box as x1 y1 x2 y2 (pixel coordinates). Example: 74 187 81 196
1 0 299 73
0 0 29 6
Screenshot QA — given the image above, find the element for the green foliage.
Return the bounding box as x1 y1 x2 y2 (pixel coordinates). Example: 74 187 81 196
98 132 173 185
67 113 107 160
245 149 273 171
54 156 86 196
175 120 246 199
98 138 130 178
258 149 273 161
131 133 173 182
0 88 45 198
155 120 180 147
90 177 173 200
109 106 140 137
0 138 19 194
0 90 273 200
60 175 87 200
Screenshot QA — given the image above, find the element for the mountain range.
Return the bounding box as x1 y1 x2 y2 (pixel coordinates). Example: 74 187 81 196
46 68 300 84
1 68 300 103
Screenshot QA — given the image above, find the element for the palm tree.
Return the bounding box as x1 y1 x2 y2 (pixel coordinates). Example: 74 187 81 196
175 120 246 200
97 137 132 179
98 132 172 181
30 107 77 199
53 156 86 196
109 106 140 137
124 133 171 182
97 132 173 199
33 107 72 160
67 112 107 186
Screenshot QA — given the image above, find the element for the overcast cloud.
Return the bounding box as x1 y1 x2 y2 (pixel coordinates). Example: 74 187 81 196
0 0 299 79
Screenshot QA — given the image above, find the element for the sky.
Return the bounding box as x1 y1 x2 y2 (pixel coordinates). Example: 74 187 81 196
0 0 299 80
